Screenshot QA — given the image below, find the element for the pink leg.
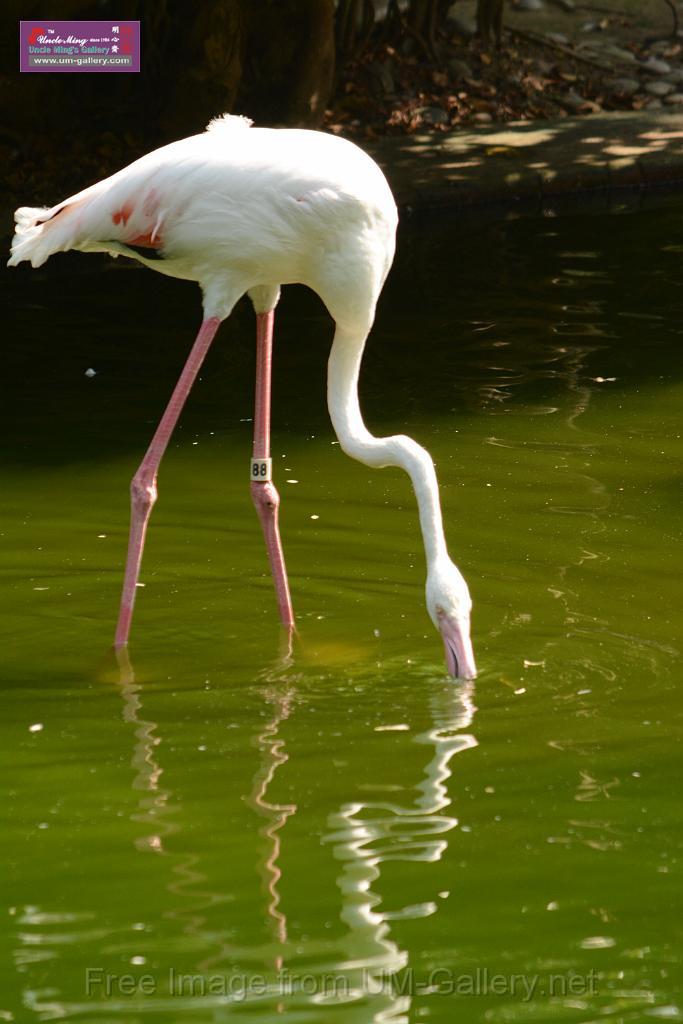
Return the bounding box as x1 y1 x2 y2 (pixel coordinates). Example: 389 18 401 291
114 317 222 648
250 311 295 629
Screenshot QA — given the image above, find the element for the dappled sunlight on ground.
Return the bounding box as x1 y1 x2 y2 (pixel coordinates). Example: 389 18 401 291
368 109 683 209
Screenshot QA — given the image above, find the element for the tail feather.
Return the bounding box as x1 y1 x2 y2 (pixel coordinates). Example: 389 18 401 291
15 205 51 230
8 200 85 269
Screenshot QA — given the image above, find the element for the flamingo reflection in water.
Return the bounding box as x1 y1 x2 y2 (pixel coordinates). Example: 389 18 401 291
245 686 298 966
17 646 476 1024
322 680 477 1021
116 650 476 1023
229 669 478 1021
118 655 476 1021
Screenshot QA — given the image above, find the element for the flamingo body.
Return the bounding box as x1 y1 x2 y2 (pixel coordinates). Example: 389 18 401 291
10 115 395 327
9 114 476 678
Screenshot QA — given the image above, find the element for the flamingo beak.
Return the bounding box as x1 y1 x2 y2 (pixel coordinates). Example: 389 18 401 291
438 612 477 680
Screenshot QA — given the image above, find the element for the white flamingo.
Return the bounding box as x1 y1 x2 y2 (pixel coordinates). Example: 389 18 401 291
8 114 476 678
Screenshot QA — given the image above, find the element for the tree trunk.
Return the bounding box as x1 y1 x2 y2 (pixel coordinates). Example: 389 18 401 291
405 0 451 57
168 0 246 137
242 0 336 126
476 0 504 47
281 0 336 124
335 0 375 60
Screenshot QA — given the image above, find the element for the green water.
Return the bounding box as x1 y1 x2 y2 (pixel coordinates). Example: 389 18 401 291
2 200 682 1022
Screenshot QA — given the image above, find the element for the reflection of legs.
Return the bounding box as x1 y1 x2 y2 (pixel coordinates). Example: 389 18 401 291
114 316 222 648
250 310 295 628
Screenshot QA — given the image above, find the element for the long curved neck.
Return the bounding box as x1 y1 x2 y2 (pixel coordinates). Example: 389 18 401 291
327 325 450 569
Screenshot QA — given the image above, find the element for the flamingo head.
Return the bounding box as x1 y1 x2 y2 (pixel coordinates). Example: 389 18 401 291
426 559 477 680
